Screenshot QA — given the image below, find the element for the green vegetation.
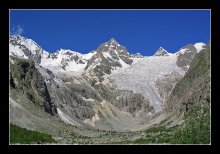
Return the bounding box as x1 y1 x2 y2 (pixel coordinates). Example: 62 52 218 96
145 126 168 133
173 104 210 144
10 124 56 144
112 103 210 144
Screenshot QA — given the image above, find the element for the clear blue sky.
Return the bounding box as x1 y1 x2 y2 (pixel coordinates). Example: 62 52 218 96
10 10 210 56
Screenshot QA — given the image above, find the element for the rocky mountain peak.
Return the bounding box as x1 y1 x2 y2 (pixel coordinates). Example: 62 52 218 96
10 34 25 41
154 47 169 56
99 38 121 50
97 38 128 55
108 38 118 45
9 35 46 64
10 35 41 49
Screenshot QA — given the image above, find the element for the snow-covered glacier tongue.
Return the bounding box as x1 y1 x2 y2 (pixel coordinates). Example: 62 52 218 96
110 54 186 112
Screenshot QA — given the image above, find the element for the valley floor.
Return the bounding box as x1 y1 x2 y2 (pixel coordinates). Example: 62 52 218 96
10 102 210 144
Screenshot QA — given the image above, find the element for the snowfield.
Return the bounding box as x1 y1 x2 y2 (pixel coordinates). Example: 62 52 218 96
110 54 186 112
40 49 96 75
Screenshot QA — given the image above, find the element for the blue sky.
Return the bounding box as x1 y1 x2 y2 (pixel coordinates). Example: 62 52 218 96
10 10 210 56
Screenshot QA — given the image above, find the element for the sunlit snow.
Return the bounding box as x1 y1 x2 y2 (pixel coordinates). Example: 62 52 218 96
194 42 206 52
110 54 186 112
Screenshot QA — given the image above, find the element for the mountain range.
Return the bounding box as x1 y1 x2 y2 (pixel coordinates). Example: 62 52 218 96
9 35 210 144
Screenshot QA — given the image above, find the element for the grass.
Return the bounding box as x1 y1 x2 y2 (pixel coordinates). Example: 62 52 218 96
10 124 56 144
144 126 168 133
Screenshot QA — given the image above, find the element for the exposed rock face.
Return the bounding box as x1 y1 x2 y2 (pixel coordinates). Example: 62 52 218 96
85 38 133 79
154 47 169 56
114 91 154 116
155 71 183 105
36 66 96 121
10 56 57 115
176 44 201 71
165 44 210 116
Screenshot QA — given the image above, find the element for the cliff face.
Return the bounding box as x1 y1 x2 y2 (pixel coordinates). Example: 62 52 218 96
10 56 57 115
164 44 210 118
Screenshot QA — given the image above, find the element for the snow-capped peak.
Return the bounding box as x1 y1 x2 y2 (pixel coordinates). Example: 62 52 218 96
9 35 47 60
106 38 121 46
194 42 206 53
108 38 117 43
10 35 43 54
154 47 169 56
56 49 80 55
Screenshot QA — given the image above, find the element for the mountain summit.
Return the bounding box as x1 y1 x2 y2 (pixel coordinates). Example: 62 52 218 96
108 38 118 45
98 38 121 50
154 47 169 56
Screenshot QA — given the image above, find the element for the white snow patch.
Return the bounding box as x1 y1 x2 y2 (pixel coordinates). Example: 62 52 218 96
40 49 88 75
82 52 95 60
9 44 28 59
65 61 86 73
179 49 187 55
194 42 206 52
102 52 112 59
118 58 129 68
20 38 38 54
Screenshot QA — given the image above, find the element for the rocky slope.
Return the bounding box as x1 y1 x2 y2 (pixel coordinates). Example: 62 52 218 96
163 44 210 126
176 43 206 71
10 56 57 115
